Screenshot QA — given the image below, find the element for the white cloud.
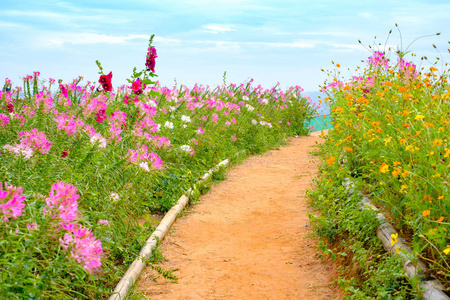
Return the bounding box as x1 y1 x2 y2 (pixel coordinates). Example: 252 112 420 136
329 43 366 52
39 33 149 46
358 12 372 18
202 24 237 34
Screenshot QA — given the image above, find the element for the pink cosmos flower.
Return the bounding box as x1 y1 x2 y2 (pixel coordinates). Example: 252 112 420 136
0 183 26 222
45 181 80 224
197 127 204 135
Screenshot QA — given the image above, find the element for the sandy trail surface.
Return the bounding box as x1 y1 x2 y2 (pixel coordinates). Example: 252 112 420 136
137 132 342 299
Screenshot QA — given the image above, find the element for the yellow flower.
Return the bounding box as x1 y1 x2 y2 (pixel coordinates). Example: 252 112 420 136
444 245 450 255
415 114 425 121
400 185 408 192
391 233 398 246
437 216 444 222
393 161 401 166
379 162 389 173
444 148 450 158
422 209 431 217
384 136 392 146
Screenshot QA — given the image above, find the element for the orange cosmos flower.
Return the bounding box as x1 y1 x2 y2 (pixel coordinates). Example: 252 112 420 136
326 156 336 165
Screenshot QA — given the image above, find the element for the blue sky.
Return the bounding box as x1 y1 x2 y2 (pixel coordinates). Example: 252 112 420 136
1 0 450 92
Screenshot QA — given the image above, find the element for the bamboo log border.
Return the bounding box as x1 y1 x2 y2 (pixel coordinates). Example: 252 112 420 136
109 158 231 300
343 178 449 300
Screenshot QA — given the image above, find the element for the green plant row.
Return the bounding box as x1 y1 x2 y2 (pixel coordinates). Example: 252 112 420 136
0 36 316 299
308 48 449 299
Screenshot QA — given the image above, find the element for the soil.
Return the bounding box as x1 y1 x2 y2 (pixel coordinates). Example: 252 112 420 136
136 132 343 300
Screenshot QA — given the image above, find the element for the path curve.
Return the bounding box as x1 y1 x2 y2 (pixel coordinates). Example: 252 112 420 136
137 133 342 299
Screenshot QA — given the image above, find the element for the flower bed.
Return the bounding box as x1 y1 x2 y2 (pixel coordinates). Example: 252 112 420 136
309 48 450 298
0 36 316 298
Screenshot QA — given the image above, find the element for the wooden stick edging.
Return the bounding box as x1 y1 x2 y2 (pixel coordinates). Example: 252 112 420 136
109 158 231 300
343 178 449 300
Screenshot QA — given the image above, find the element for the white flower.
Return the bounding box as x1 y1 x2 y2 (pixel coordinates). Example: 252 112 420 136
164 121 174 129
147 99 157 107
169 106 176 111
3 144 33 159
110 192 120 201
182 124 187 129
171 96 178 102
252 119 257 125
242 95 249 101
260 121 267 126
181 115 191 123
90 134 107 148
156 124 161 131
139 161 150 172
245 104 254 111
180 145 191 152
267 123 272 128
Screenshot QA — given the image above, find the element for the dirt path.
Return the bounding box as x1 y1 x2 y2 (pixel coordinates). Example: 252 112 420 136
137 132 341 299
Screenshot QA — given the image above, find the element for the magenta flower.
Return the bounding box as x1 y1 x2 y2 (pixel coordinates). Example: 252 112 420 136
45 182 80 224
127 144 163 171
98 72 113 92
131 78 143 95
145 47 157 73
53 114 84 135
0 113 10 127
59 222 103 273
367 51 389 69
0 183 26 222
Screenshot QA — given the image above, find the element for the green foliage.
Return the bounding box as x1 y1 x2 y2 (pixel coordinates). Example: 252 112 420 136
309 44 450 298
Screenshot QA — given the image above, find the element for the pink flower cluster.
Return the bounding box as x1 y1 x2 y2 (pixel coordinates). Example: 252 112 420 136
44 181 103 273
127 144 163 171
367 51 389 69
3 128 51 159
397 58 417 81
0 183 26 222
35 91 54 113
59 222 103 273
19 128 51 154
53 113 85 136
0 113 10 127
45 181 79 224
